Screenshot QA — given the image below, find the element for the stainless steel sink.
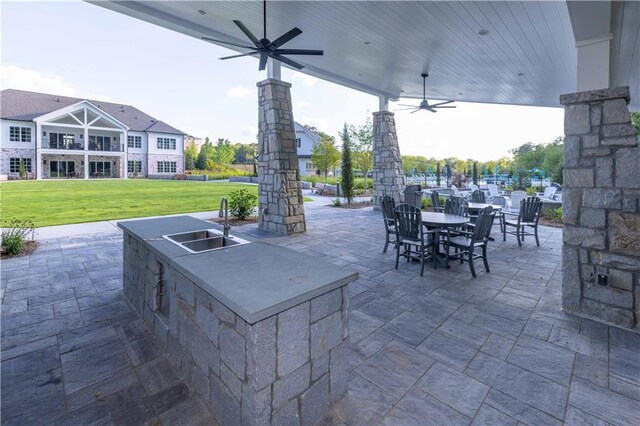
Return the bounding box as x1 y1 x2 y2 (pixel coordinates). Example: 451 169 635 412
163 229 250 253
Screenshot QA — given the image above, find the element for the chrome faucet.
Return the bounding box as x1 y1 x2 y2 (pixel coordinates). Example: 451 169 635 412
219 197 230 237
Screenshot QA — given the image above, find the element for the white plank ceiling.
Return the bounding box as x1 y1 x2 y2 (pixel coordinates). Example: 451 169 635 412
93 1 638 111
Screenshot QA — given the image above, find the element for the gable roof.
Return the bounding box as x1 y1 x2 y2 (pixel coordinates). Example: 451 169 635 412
294 122 321 142
0 89 184 134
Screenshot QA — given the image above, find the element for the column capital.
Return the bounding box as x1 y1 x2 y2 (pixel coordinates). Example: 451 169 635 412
560 86 630 106
373 110 395 117
257 78 292 88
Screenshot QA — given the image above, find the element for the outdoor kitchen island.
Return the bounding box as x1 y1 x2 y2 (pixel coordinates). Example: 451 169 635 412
118 216 358 425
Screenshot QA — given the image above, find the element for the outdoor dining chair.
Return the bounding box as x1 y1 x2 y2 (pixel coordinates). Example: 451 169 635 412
469 183 480 192
444 196 467 216
541 186 558 200
394 203 437 276
503 196 543 246
381 195 397 254
430 191 444 212
470 189 486 203
444 206 496 278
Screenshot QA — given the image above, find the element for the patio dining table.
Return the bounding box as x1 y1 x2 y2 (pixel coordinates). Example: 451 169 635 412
421 212 469 268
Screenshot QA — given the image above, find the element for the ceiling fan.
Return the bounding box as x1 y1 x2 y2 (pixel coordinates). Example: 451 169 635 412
201 0 323 71
396 73 456 113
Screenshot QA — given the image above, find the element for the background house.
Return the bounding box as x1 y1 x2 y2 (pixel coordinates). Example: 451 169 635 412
0 89 185 180
294 121 320 176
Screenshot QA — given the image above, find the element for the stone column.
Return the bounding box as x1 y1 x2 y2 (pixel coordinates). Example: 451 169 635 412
257 79 306 235
560 86 640 330
372 111 405 209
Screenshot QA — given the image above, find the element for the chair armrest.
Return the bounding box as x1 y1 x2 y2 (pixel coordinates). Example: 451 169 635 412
502 211 519 217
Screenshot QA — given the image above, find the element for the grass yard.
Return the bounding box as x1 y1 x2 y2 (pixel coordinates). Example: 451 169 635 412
1 180 278 227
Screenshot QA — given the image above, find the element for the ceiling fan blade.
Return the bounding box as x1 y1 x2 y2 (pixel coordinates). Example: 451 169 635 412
394 107 420 111
220 52 258 60
427 108 438 113
201 36 256 50
434 105 457 109
410 109 422 114
397 104 419 107
430 100 455 107
270 27 303 48
273 49 323 56
258 53 269 71
233 20 261 47
271 54 305 70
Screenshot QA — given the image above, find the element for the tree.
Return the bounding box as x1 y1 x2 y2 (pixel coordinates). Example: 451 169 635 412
340 123 354 204
311 139 340 180
436 162 441 187
184 143 198 170
472 162 478 185
350 117 373 192
631 112 640 146
196 137 213 170
211 138 235 164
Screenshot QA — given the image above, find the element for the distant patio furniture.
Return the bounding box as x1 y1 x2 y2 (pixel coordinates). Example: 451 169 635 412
504 190 527 214
540 186 558 200
394 204 437 276
469 183 479 192
381 195 397 254
470 189 486 203
503 196 543 246
430 190 444 212
445 206 496 277
314 183 326 195
487 183 501 202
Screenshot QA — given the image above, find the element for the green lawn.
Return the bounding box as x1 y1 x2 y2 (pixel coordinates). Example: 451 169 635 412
1 180 303 228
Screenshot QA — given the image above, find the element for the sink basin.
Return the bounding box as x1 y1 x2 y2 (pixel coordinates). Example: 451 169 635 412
163 229 250 253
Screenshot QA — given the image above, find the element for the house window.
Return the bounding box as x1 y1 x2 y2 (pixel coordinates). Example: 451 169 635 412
306 162 315 170
296 138 301 148
127 135 142 148
9 158 32 173
157 137 176 150
157 161 177 174
128 160 142 173
50 133 76 149
9 126 31 142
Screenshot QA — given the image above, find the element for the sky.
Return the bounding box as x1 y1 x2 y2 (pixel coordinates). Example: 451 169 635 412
1 0 565 161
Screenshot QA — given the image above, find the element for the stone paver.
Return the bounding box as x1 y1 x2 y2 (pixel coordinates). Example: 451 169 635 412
2 204 640 425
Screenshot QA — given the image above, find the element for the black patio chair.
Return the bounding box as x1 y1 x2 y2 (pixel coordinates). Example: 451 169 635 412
430 191 444 212
394 203 437 276
503 196 543 246
445 206 496 277
444 196 467 216
381 195 397 254
470 189 486 203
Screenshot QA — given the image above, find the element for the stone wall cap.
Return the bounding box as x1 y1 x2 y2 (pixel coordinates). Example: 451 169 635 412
560 86 630 106
257 79 292 88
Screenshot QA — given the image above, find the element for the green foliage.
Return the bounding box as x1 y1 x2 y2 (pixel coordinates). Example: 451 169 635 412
311 139 341 180
421 197 431 210
1 218 34 255
526 187 537 196
332 198 341 207
543 207 563 222
184 143 198 170
510 137 564 184
349 117 373 192
436 163 441 186
340 123 354 204
19 160 27 179
631 112 640 146
233 143 257 163
211 138 235 164
228 189 258 220
472 162 478 185
196 137 213 170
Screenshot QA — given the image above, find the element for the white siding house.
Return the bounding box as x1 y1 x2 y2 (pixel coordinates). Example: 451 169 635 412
294 122 320 176
0 89 185 180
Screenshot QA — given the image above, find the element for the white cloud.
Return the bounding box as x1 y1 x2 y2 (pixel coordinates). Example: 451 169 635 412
295 101 311 109
0 64 111 101
226 85 252 99
292 73 318 87
1 64 78 96
242 126 258 140
299 116 329 131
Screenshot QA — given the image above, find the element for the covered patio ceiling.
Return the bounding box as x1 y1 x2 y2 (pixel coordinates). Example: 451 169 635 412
93 1 638 111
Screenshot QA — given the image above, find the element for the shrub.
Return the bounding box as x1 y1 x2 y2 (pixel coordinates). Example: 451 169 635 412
526 187 537 196
333 198 341 207
543 207 563 222
228 189 257 220
2 218 34 255
421 197 431 210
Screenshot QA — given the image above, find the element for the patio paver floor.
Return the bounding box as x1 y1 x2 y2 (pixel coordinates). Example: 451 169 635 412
2 204 639 425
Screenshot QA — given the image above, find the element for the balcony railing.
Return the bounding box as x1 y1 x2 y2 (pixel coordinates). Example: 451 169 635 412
42 140 84 150
88 142 123 152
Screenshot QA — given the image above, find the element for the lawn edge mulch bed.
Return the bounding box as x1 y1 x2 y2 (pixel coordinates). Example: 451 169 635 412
329 201 374 209
1 240 39 259
209 217 259 226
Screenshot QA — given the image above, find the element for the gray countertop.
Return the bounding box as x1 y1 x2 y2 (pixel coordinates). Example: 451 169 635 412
118 216 358 324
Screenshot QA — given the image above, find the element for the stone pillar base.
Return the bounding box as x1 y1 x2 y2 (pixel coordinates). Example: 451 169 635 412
257 79 306 235
372 111 404 209
559 86 640 331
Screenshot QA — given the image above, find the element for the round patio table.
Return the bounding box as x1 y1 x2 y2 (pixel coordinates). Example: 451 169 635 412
420 212 469 268
466 202 503 212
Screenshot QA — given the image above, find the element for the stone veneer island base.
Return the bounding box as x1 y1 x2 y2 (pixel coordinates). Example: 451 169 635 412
118 216 358 425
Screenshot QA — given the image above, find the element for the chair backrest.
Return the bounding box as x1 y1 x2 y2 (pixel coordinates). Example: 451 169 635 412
394 203 423 241
509 190 527 211
469 184 479 192
472 206 496 242
487 183 500 196
430 191 441 210
470 190 486 203
444 196 467 216
492 195 507 207
542 187 557 198
381 195 396 223
451 184 459 194
519 196 542 223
